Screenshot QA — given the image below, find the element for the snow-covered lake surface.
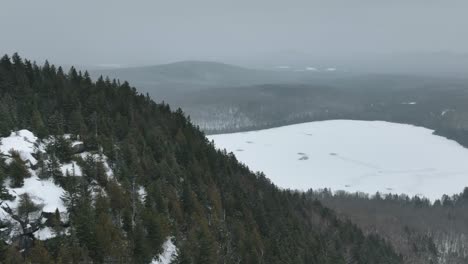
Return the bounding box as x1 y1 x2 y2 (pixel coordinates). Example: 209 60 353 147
208 120 468 200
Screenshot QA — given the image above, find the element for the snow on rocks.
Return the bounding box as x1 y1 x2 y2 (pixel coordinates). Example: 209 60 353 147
0 130 38 165
0 130 71 241
0 129 120 242
151 237 178 264
2 176 66 217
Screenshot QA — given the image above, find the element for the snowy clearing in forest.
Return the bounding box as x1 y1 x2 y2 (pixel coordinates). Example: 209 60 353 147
208 120 468 200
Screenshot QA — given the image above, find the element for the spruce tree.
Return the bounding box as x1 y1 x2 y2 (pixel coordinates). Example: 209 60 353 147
0 159 13 200
30 109 47 138
36 153 49 180
27 241 52 264
68 108 86 138
47 111 64 135
7 151 30 188
47 154 63 183
17 193 42 220
53 136 73 163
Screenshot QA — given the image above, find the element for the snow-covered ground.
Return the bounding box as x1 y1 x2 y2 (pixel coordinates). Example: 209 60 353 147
0 130 114 241
0 130 38 165
208 120 468 200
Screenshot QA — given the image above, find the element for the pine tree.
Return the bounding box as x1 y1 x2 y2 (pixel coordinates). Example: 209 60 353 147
0 100 13 137
36 153 49 180
3 246 23 264
31 109 47 138
7 151 30 188
47 111 64 135
17 193 42 220
27 241 52 264
95 158 108 186
196 224 218 264
0 160 13 200
52 136 73 163
51 208 64 236
68 107 86 138
72 181 97 256
47 154 63 183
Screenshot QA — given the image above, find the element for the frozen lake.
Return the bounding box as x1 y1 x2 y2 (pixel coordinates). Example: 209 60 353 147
208 120 468 200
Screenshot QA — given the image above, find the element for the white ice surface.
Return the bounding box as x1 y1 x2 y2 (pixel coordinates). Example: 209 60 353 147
208 120 468 200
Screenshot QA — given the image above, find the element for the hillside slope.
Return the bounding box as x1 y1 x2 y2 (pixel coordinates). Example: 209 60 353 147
0 54 402 263
308 189 468 264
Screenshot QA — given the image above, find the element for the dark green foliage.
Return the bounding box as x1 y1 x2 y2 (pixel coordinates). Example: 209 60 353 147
47 154 63 183
47 111 64 135
31 109 47 138
7 151 30 188
0 54 403 263
17 193 42 221
309 188 468 264
0 158 13 200
50 136 73 163
68 107 86 137
79 154 108 186
36 153 48 180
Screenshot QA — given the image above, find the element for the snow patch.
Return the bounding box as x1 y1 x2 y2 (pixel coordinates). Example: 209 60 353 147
71 141 84 147
0 130 38 165
61 161 82 177
151 237 178 264
138 186 147 202
2 176 66 217
35 227 55 240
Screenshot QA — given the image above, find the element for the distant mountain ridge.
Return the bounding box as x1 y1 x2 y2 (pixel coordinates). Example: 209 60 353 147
91 60 292 93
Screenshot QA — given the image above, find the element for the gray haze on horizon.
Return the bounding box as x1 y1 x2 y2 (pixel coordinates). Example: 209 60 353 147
1 0 468 69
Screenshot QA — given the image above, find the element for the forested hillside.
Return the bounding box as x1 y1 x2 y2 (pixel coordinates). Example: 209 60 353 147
185 80 468 146
308 188 468 264
0 54 402 263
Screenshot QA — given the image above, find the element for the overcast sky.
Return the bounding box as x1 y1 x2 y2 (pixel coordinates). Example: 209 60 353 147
1 0 467 67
